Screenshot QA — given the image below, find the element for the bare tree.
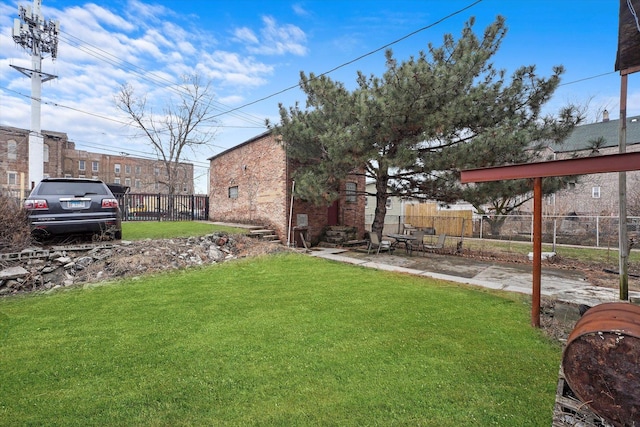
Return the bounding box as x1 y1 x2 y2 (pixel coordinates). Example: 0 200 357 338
116 74 216 196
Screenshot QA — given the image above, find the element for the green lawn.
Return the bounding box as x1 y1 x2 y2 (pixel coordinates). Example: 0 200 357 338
121 221 247 240
0 253 561 426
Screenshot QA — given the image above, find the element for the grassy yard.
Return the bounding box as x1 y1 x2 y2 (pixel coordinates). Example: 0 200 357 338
0 253 562 426
121 221 247 240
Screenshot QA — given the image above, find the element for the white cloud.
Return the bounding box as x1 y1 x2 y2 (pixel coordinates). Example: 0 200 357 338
0 3 16 27
126 0 173 24
199 50 273 87
292 4 310 17
235 16 307 56
219 94 244 105
234 27 259 45
62 4 135 32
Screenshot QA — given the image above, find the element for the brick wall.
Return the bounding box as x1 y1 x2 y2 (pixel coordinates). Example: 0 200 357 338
0 127 29 194
0 126 194 195
209 131 366 244
289 172 366 244
209 132 288 235
520 143 640 215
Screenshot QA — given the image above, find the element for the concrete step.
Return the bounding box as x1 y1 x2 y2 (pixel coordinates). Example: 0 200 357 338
248 229 282 245
250 229 274 235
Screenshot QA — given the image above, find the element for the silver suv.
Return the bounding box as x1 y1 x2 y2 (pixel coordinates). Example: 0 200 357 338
24 178 122 240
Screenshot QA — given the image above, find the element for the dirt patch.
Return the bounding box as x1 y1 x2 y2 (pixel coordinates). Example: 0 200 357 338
0 234 292 294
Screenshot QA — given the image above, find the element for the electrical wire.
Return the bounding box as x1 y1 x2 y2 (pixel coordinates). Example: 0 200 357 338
57 31 267 127
4 1 485 140
69 138 211 168
43 0 485 123
209 0 485 118
1 86 263 130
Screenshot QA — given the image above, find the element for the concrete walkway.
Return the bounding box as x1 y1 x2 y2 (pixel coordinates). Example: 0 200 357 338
308 247 640 307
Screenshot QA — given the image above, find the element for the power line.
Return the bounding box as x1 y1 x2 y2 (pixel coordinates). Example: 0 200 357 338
209 0 485 118
1 86 264 130
17 1 486 124
3 0 619 147
57 31 267 127
70 138 211 168
558 72 616 87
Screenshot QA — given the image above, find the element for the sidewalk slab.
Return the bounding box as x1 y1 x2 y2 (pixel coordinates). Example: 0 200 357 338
307 247 640 306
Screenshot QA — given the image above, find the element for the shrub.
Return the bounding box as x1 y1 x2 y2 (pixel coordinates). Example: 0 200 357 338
0 195 32 253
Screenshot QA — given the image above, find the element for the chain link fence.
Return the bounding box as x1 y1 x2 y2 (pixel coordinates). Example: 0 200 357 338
366 213 640 248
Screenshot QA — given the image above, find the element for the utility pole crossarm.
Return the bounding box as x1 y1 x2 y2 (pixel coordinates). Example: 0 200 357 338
9 65 57 83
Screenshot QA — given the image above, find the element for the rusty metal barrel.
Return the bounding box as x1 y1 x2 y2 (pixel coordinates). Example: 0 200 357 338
562 302 640 427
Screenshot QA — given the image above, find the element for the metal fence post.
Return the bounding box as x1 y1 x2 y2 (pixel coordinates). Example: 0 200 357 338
157 194 161 221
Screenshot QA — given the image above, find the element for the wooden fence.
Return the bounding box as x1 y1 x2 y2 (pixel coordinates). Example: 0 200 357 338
404 203 473 237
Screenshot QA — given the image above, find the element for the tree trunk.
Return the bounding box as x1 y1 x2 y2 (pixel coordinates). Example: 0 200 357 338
487 216 507 236
371 177 389 239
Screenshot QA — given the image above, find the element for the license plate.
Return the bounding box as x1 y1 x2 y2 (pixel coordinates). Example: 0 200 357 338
67 200 85 208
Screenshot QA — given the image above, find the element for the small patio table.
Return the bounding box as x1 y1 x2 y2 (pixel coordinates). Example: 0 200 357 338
386 233 417 255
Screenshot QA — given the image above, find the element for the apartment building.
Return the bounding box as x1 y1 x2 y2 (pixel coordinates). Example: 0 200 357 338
518 114 640 216
0 126 194 197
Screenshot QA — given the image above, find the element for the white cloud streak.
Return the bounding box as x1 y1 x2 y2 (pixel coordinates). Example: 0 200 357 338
235 16 307 56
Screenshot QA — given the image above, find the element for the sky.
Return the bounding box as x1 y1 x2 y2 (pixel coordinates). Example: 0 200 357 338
1 0 638 193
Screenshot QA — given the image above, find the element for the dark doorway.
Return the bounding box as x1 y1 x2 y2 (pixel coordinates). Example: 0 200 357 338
327 200 339 226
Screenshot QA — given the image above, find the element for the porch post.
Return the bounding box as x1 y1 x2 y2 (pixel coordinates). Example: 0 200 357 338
532 177 542 328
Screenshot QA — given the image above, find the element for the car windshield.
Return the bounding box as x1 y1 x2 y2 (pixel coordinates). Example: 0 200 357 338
37 182 109 196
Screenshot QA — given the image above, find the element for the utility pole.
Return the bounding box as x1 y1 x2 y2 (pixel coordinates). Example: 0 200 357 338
10 0 59 189
619 74 629 300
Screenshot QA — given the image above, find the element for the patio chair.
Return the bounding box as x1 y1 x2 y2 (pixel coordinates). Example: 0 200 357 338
409 230 426 255
423 233 447 252
367 232 394 255
402 223 416 235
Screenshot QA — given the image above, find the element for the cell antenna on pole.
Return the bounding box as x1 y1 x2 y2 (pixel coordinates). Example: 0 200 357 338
10 0 59 190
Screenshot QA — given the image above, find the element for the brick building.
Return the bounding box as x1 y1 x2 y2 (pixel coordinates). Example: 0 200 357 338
208 130 365 245
517 114 640 216
0 125 194 197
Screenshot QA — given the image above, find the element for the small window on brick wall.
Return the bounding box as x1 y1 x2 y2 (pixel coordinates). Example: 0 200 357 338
7 140 17 160
229 186 238 199
592 186 601 199
7 171 18 185
346 182 357 203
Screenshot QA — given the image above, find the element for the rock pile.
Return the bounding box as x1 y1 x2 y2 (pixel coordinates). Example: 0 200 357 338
0 233 287 295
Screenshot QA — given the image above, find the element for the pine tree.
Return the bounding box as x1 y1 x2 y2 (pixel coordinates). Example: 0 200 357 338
272 16 583 238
